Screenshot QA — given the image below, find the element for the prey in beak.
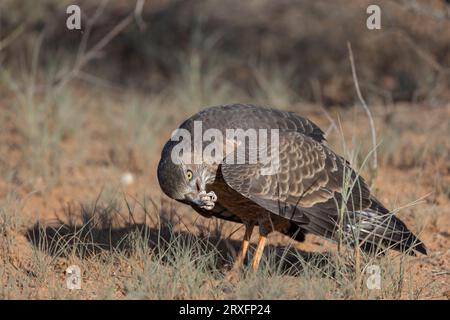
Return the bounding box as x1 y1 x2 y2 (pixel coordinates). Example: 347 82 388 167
188 190 217 210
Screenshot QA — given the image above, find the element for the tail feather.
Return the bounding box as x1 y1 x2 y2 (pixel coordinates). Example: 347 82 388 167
345 209 427 255
292 197 427 255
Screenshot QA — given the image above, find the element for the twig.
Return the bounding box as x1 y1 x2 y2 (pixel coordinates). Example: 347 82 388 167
134 0 147 31
55 0 145 89
75 0 110 68
347 42 378 171
432 270 450 276
0 24 25 51
390 30 450 75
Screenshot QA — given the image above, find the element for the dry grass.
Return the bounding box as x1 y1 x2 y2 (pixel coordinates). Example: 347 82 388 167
0 0 449 299
1 190 442 300
0 62 449 299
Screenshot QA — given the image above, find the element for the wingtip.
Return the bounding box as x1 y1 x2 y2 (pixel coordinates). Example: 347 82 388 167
415 242 428 255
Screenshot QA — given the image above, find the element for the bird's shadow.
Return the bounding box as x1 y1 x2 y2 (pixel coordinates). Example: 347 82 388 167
24 203 341 278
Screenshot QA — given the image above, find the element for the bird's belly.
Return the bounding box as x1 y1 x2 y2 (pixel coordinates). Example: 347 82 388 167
208 180 291 234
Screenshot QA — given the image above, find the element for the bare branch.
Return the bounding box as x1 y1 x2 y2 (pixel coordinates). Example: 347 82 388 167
134 0 147 31
55 0 142 89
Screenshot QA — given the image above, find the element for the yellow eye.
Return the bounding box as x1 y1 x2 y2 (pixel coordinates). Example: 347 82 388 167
186 170 193 181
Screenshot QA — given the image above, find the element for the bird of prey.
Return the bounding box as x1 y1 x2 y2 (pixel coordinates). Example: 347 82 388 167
157 104 427 271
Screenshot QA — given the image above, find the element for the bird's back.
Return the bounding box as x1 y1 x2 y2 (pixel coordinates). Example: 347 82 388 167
178 103 326 142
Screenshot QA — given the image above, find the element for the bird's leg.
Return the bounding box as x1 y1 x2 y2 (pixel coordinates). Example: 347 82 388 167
251 233 267 271
225 223 254 283
232 222 255 271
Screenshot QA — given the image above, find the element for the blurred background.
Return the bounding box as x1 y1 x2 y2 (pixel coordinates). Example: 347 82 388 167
1 0 449 193
0 0 449 299
2 0 450 105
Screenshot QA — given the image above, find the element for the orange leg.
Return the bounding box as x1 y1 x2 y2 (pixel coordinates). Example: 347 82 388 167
232 223 254 271
251 233 267 271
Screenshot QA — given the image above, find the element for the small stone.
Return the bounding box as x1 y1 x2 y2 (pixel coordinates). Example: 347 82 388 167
120 172 134 186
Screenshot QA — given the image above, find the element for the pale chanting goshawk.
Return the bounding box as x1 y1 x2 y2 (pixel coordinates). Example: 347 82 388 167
157 104 427 271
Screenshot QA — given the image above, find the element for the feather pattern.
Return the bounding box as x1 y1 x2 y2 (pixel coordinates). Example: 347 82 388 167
158 103 427 255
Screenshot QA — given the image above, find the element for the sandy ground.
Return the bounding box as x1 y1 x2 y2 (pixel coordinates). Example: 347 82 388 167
1 96 449 299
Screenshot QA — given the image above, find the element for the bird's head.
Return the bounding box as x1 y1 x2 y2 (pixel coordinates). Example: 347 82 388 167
157 143 217 210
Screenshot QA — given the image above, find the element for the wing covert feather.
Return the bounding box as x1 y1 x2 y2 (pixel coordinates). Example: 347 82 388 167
221 131 371 223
